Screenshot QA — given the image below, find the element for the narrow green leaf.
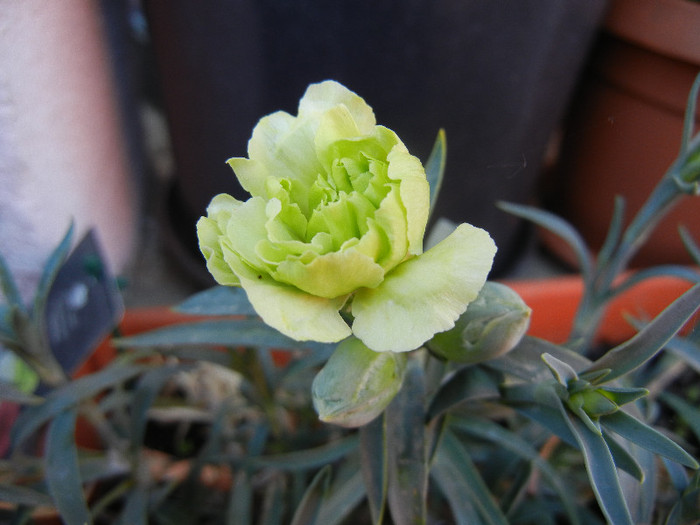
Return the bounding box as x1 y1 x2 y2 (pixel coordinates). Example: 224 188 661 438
680 73 700 153
596 196 626 269
600 386 648 407
0 250 23 312
0 303 16 337
0 483 53 507
115 319 318 351
427 365 500 421
679 226 700 265
487 336 591 382
386 359 427 525
500 461 535 520
585 283 700 383
202 400 241 457
425 129 446 217
33 222 74 322
661 392 700 443
665 336 700 374
116 488 148 525
450 417 581 525
290 465 331 525
561 404 634 525
11 307 64 386
12 362 148 447
256 347 281 396
431 460 483 525
316 470 365 525
359 415 387 525
259 476 285 525
175 286 258 316
665 488 700 525
507 498 594 525
663 457 691 493
541 352 579 385
497 202 593 284
603 410 698 468
246 421 270 458
626 443 657 525
130 363 188 449
513 404 577 448
154 346 233 367
611 266 700 300
45 408 92 525
227 471 253 525
242 435 358 471
79 455 130 484
0 381 42 405
513 401 645 482
602 432 645 483
279 345 335 381
433 431 509 525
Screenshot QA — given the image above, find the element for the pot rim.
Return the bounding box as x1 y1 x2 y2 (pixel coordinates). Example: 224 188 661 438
605 0 700 65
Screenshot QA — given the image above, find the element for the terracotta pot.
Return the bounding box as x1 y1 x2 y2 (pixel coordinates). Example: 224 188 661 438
545 0 700 268
83 274 697 375
504 273 697 345
76 308 293 379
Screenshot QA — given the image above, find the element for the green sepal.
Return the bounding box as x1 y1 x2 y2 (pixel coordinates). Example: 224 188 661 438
425 129 446 218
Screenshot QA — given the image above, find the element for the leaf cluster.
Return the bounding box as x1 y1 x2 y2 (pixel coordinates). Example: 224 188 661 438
0 78 699 524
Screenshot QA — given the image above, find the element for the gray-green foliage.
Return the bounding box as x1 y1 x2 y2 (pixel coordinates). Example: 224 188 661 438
1 81 699 524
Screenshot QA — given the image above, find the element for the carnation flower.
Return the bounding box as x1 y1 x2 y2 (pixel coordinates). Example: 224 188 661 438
197 81 496 352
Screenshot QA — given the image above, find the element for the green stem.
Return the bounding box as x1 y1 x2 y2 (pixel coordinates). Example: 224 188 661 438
567 135 700 351
247 349 284 439
599 175 685 291
80 399 128 454
89 478 135 519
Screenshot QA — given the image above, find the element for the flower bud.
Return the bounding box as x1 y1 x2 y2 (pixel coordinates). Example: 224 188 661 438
312 337 406 427
543 353 650 433
428 282 531 363
568 390 618 418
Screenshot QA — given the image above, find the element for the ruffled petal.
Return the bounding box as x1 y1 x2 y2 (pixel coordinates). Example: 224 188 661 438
196 194 243 286
236 110 324 197
274 247 385 298
228 255 352 343
386 144 430 256
299 80 376 134
225 196 270 271
351 223 497 352
196 216 240 286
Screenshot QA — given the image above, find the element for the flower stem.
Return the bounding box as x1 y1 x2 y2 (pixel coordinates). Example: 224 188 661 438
567 129 700 351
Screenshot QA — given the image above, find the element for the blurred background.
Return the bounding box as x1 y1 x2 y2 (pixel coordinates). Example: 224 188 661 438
1 0 698 308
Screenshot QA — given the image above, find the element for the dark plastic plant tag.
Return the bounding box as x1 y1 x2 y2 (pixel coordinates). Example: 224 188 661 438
45 230 124 375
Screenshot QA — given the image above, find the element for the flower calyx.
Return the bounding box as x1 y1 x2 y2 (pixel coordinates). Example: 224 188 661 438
541 353 648 435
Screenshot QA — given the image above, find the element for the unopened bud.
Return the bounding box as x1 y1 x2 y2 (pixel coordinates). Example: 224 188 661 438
568 390 618 418
428 282 531 363
312 337 406 428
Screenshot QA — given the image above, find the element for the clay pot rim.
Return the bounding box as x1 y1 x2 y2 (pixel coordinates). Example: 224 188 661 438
604 0 700 65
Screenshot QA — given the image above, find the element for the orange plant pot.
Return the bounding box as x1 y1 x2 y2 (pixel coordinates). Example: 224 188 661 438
75 307 294 380
504 273 697 345
78 272 698 379
546 0 700 268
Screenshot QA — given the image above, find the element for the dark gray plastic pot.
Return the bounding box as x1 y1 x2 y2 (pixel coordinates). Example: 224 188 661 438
144 0 608 280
